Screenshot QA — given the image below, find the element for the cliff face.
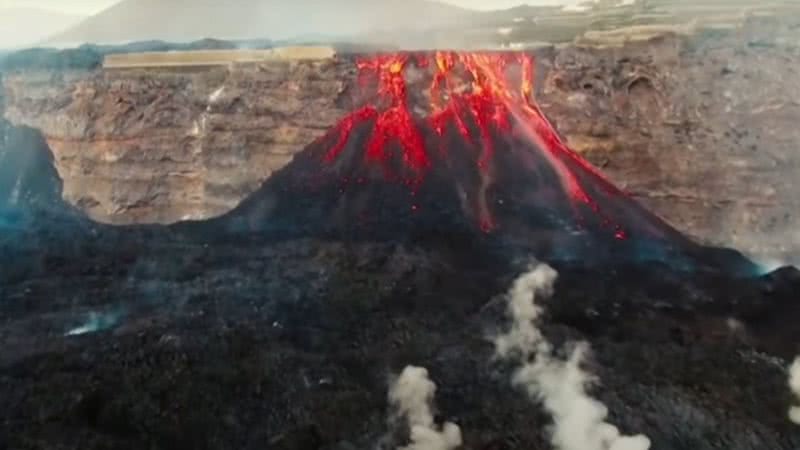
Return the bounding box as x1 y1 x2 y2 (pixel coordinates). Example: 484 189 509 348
3 59 355 224
3 17 800 260
536 22 800 261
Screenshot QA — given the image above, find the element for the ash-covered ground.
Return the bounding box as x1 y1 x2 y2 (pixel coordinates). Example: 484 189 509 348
3 47 800 450
3 219 800 450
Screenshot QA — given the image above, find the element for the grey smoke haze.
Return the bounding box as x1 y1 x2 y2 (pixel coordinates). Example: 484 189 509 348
36 0 614 48
494 264 651 450
44 0 478 47
1 1 600 15
388 366 463 450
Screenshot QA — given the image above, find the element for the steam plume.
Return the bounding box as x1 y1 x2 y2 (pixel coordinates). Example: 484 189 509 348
789 357 800 424
388 366 463 450
494 264 651 450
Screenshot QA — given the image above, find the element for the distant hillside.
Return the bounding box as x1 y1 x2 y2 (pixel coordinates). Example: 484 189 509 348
48 0 478 46
0 38 273 72
0 8 85 50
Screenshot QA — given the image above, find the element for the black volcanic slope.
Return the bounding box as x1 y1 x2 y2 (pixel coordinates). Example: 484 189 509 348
0 116 78 232
186 52 755 275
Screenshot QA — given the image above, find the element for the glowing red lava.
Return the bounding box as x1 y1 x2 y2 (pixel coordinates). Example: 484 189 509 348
322 51 628 238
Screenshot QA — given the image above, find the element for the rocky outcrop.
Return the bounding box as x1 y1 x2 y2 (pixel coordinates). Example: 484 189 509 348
0 74 66 217
3 16 800 261
0 119 63 213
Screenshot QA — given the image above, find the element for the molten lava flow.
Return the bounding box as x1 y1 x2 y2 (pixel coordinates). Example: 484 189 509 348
321 51 629 237
325 55 429 174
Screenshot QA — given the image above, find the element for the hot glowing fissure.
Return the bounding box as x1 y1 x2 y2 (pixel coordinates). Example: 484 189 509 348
322 51 628 238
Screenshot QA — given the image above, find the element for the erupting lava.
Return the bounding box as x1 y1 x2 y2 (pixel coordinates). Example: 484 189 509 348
321 51 627 237
203 50 757 272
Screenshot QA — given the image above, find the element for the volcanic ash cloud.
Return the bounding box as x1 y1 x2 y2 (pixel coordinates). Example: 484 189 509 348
389 366 463 450
789 357 800 424
494 264 651 450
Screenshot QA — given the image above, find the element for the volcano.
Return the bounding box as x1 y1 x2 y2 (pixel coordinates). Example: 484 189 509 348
189 51 755 273
6 29 800 450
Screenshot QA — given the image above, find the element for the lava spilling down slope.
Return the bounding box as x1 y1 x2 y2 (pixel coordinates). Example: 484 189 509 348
198 52 754 271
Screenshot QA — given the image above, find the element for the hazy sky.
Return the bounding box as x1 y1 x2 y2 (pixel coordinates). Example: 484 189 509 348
1 0 583 14
0 0 110 14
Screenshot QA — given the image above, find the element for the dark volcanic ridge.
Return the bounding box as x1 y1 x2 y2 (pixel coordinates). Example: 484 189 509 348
186 51 757 274
0 116 78 227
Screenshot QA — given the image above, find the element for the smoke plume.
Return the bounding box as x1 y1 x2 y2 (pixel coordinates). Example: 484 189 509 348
388 366 463 450
494 264 651 450
789 357 800 424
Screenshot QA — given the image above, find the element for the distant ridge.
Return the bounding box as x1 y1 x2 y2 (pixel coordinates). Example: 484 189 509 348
47 0 477 47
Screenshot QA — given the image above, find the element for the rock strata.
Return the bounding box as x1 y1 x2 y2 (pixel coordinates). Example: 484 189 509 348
3 58 355 224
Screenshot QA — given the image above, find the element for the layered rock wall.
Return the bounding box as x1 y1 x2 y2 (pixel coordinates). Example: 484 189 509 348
3 58 355 223
536 23 800 260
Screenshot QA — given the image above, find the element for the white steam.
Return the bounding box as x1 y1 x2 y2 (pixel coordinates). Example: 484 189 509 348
789 357 800 424
65 310 122 337
388 366 463 450
494 264 651 450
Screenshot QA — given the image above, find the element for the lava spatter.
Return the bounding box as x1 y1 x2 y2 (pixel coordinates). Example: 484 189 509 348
320 51 627 237
323 54 431 187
